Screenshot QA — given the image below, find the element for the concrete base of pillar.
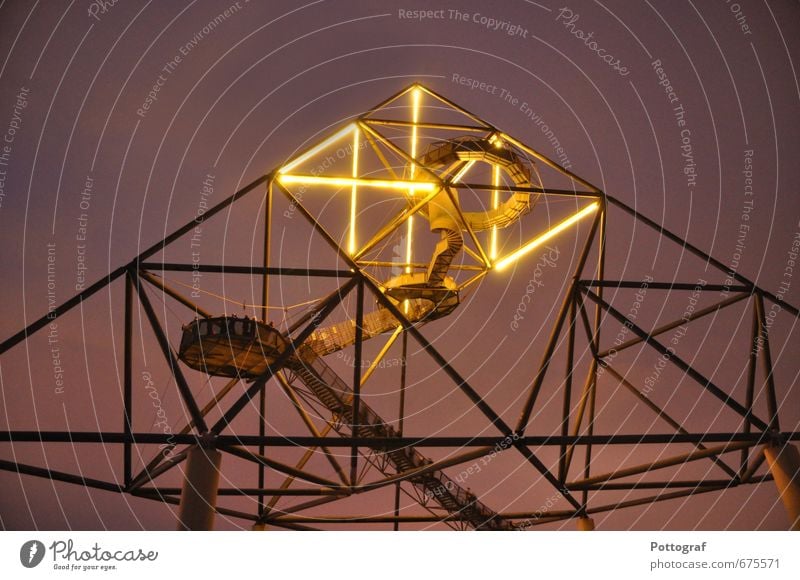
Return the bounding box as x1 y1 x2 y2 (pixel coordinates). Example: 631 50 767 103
764 443 800 531
177 445 222 531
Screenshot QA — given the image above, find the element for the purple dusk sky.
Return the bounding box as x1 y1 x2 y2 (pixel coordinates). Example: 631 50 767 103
0 1 798 531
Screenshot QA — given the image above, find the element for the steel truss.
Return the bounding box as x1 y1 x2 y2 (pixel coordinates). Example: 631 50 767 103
1 83 798 530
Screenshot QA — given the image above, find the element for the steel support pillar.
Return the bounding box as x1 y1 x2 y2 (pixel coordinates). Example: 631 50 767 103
577 517 595 531
177 445 223 530
764 443 800 530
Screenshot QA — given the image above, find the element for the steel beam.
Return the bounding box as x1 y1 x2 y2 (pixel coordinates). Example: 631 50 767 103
516 211 601 434
606 195 799 318
138 270 212 318
139 263 353 277
2 431 795 446
0 459 122 493
351 280 365 485
581 286 770 431
132 276 208 433
0 265 126 355
567 441 754 488
603 364 738 479
210 276 358 433
220 445 339 488
123 271 133 488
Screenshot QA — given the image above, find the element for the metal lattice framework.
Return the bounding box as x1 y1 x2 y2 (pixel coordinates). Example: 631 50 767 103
1 83 798 530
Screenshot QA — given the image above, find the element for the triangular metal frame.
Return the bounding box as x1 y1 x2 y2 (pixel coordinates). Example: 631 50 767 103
1 83 798 530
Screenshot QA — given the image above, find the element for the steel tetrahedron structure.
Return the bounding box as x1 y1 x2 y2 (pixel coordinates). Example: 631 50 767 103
1 83 798 530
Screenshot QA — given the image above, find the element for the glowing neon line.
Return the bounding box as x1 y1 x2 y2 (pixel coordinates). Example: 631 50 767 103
405 216 413 277
451 160 476 183
491 164 500 260
278 124 356 175
409 88 420 181
277 175 436 190
349 129 359 255
494 202 599 271
406 88 421 277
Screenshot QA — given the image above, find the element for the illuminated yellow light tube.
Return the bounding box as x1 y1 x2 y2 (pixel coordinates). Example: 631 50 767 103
491 164 499 260
452 160 476 183
277 174 436 191
494 202 599 271
405 215 414 277
409 88 420 181
278 124 356 175
349 130 359 255
406 88 421 280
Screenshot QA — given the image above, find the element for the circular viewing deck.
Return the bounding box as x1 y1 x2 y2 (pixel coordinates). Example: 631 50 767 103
178 316 289 379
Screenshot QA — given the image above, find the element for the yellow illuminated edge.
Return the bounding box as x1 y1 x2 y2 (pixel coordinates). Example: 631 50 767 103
275 87 596 281
278 123 356 175
491 164 500 260
493 202 599 271
349 129 359 255
276 175 435 191
451 159 475 183
406 88 421 278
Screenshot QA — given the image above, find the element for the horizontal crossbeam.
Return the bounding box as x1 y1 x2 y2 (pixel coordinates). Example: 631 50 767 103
1 431 794 446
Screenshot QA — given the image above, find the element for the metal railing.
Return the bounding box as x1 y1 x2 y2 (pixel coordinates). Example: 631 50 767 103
289 349 512 529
